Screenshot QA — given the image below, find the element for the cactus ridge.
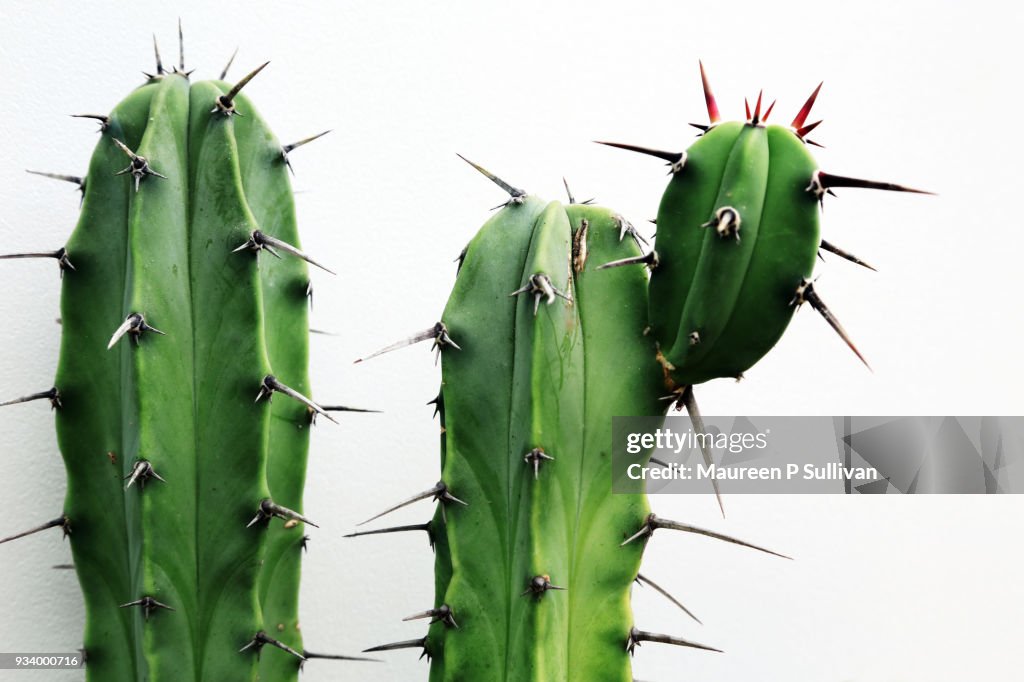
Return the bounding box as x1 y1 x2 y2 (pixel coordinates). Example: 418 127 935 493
0 32 366 681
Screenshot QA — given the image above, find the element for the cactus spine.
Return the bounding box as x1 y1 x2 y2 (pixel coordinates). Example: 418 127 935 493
0 31 359 681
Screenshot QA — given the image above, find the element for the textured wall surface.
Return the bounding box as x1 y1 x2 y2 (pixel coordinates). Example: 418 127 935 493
0 1 1022 680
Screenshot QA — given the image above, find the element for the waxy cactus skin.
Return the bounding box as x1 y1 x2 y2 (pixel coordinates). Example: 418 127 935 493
601 64 929 394
0 33 364 681
355 166 785 680
354 65 927 681
650 120 821 385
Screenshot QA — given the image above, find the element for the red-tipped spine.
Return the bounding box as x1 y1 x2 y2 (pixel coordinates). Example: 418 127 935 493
699 61 720 124
791 81 823 130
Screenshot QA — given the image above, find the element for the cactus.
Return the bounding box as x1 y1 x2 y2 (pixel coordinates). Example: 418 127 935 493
0 28 367 681
354 162 786 680
353 64 926 680
600 62 930 395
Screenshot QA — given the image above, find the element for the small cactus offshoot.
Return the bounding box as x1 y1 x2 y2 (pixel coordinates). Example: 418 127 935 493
599 62 930 390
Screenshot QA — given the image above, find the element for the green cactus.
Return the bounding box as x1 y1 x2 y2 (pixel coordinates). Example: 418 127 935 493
353 161 786 680
352 65 927 681
0 29 365 681
600 63 930 394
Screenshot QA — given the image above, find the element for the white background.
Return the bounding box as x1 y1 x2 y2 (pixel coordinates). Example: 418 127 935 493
1 1 1023 680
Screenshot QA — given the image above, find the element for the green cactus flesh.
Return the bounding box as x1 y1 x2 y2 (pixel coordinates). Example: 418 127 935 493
650 120 820 385
602 66 928 390
4 59 328 680
360 192 668 679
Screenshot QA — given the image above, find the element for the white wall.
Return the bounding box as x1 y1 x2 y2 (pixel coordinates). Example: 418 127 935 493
0 1 1022 680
